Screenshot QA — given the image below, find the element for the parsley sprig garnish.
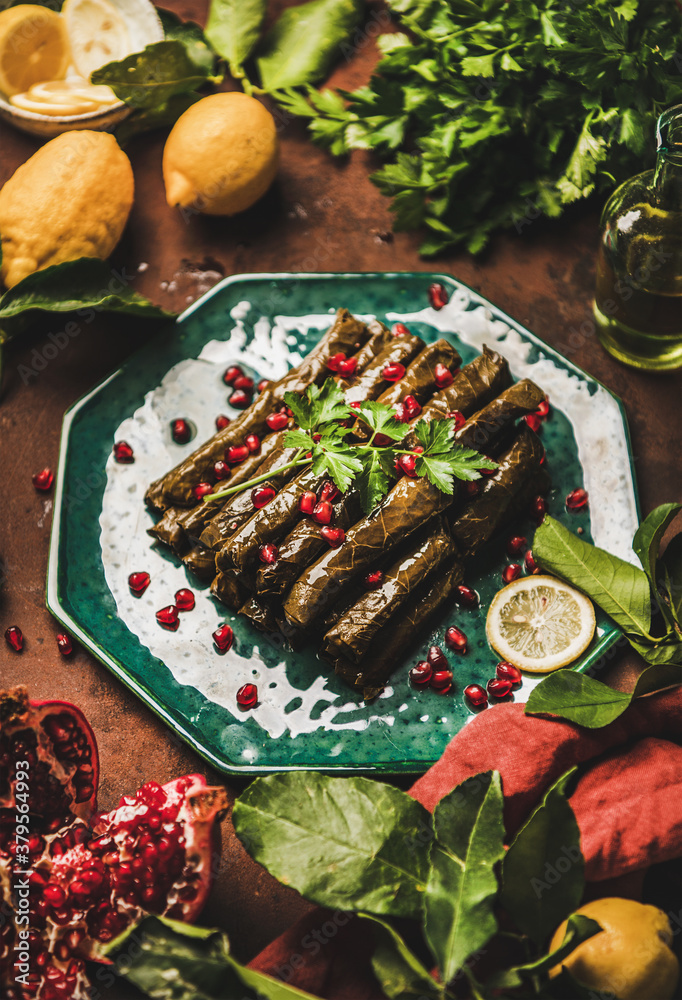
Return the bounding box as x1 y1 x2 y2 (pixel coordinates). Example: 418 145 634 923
208 379 497 511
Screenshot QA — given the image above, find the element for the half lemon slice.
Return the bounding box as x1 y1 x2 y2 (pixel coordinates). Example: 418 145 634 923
486 575 596 673
62 0 131 79
0 5 70 97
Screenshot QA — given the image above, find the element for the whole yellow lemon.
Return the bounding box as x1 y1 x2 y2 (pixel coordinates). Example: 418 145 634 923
162 92 279 216
549 898 679 1000
0 130 134 289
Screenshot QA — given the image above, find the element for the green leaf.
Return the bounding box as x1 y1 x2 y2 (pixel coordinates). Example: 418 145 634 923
488 913 602 989
308 377 353 426
206 0 267 78
256 0 363 91
629 640 682 666
233 772 432 919
424 771 505 984
633 503 681 584
661 533 682 625
359 914 445 1000
413 416 455 454
525 661 682 727
105 915 320 999
158 8 218 75
533 516 652 638
416 454 456 495
0 258 171 343
501 769 583 947
460 53 495 77
359 400 409 442
356 449 395 514
92 41 212 109
311 437 363 492
283 429 314 451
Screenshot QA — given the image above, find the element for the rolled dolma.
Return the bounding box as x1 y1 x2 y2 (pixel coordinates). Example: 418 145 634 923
145 308 371 510
181 544 216 581
453 379 545 453
211 570 251 610
449 426 547 557
418 345 511 422
255 491 362 597
216 467 324 575
341 334 425 403
332 562 464 700
199 438 301 551
348 321 393 370
373 339 462 409
321 518 457 665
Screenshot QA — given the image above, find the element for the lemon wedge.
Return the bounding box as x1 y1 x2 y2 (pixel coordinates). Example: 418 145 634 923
486 574 596 673
62 0 131 79
0 5 70 97
10 77 118 115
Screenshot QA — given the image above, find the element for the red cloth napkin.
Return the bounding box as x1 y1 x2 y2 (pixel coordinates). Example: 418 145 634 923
248 686 682 997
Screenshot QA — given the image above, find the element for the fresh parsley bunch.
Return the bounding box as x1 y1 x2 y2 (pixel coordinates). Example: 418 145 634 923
276 0 682 254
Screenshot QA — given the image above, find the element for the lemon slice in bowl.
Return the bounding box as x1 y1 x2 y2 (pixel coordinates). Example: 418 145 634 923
62 0 132 79
0 5 70 97
486 575 596 673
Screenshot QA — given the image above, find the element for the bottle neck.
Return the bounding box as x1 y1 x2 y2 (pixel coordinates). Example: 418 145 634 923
654 106 682 210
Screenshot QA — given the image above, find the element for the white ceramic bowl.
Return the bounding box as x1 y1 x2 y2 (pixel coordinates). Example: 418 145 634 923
0 0 163 138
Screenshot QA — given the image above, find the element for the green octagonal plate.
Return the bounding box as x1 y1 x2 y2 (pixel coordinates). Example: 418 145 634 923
47 273 640 775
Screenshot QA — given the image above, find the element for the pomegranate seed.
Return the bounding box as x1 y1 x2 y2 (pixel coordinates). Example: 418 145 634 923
233 375 254 391
349 401 362 410
258 543 279 564
43 885 66 908
430 669 453 692
507 536 527 558
223 365 243 385
244 434 260 454
374 433 393 447
446 410 466 430
313 501 333 525
445 626 467 653
321 526 345 547
392 322 411 337
193 482 214 500
32 467 54 491
382 362 406 382
496 661 523 686
402 395 422 419
213 460 230 481
174 589 195 612
213 623 234 652
56 633 73 656
229 389 252 408
299 490 317 515
236 683 258 709
531 495 546 524
524 413 542 433
226 445 250 464
171 419 191 444
215 414 231 430
319 481 340 504
537 398 550 419
252 485 276 509
257 378 270 392
566 488 589 511
113 441 134 463
502 564 522 584
156 606 179 630
456 585 478 608
364 570 384 590
266 411 289 431
428 282 449 309
427 645 449 671
464 684 488 708
128 571 150 595
337 357 357 377
409 661 432 686
487 677 513 699
5 626 23 652
396 454 418 478
524 550 538 573
327 352 346 373
394 402 410 423
434 363 454 389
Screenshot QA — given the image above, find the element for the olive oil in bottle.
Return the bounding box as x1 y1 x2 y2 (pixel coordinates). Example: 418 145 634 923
594 105 682 371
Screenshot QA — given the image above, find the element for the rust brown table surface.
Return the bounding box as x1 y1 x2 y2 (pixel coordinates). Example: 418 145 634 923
1 0 681 991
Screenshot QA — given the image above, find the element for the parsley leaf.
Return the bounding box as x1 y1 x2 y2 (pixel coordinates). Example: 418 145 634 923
355 449 396 514
358 401 409 442
283 429 314 451
311 437 363 493
284 378 351 432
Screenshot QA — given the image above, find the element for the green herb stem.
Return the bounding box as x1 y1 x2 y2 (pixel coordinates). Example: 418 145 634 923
205 451 309 503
